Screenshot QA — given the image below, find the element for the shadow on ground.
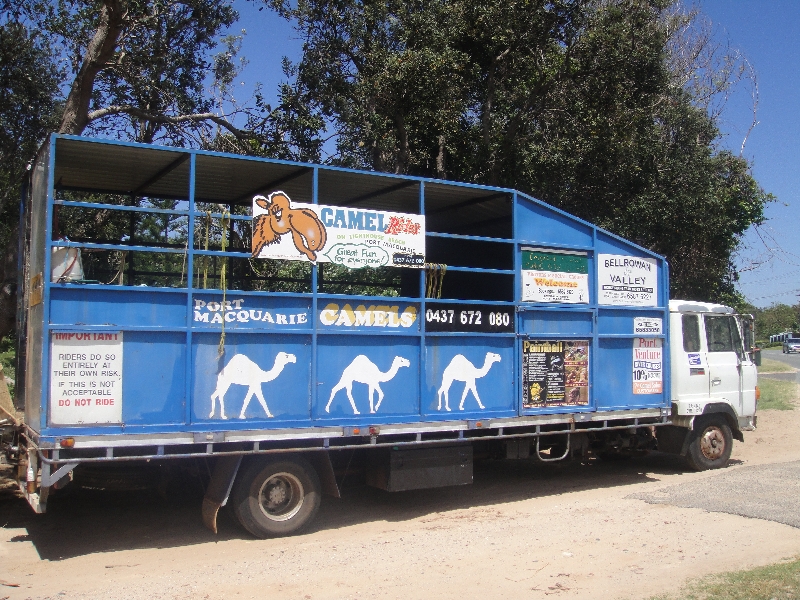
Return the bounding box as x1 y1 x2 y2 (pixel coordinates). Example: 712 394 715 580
1 451 699 562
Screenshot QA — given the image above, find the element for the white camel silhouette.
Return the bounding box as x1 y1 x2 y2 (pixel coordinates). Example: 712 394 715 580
437 352 502 411
325 355 410 415
209 352 296 419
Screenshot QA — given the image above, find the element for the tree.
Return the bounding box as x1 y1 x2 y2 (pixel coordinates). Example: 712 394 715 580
0 9 61 338
0 0 327 340
271 0 771 304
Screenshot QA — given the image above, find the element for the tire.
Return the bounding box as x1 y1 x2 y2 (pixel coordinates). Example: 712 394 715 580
231 456 322 538
685 417 733 471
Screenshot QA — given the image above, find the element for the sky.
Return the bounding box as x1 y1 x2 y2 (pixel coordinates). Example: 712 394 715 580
231 1 800 308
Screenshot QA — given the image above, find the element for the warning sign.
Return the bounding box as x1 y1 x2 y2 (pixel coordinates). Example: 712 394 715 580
50 332 123 425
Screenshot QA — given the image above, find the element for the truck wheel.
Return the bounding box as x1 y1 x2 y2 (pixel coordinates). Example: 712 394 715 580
686 418 733 471
231 456 321 538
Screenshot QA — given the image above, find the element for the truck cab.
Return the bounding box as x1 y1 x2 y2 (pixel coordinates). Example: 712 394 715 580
664 300 758 469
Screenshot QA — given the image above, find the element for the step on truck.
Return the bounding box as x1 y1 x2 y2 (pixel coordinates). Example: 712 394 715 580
0 135 760 537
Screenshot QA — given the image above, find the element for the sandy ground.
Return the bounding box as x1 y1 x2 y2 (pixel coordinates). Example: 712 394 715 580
2 405 800 600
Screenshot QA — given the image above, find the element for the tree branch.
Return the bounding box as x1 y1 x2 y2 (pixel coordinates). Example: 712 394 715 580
86 105 260 141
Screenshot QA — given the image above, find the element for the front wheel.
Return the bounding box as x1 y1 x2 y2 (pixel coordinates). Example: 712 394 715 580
686 418 733 471
231 456 322 538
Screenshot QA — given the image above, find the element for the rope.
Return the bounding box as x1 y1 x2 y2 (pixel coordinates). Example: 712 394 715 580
424 263 447 298
202 211 212 289
218 210 230 357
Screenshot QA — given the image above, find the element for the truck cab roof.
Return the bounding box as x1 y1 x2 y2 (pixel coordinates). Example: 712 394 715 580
669 299 734 314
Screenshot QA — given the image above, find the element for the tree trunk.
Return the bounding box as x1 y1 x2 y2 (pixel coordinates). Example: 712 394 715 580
59 0 126 135
0 223 19 341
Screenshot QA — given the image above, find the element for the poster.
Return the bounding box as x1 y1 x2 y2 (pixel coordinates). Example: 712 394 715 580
597 254 657 306
522 340 589 408
50 332 123 425
633 337 662 394
252 191 425 269
521 249 589 303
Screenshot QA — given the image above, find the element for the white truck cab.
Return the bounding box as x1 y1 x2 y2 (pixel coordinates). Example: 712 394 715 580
660 300 759 469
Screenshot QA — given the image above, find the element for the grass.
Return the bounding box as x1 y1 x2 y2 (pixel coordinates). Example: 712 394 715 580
647 556 800 600
758 378 797 410
759 357 796 373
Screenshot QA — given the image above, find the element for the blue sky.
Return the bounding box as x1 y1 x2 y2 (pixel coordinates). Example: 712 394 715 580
231 1 798 308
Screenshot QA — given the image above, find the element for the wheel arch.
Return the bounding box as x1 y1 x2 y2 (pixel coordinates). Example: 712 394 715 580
701 403 744 442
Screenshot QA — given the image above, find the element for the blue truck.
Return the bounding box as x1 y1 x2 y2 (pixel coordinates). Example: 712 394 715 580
2 135 760 537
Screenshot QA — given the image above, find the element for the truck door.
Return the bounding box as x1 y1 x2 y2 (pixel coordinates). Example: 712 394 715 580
675 313 709 405
704 315 743 412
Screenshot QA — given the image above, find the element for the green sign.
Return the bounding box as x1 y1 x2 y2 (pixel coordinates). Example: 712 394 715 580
522 251 587 274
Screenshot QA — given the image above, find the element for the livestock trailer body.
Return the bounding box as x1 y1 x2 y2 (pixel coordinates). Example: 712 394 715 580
14 135 672 528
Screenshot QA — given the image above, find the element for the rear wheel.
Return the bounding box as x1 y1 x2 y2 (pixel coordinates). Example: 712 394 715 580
686 417 733 471
231 456 321 538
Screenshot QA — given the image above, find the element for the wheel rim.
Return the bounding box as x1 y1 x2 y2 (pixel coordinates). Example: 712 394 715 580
257 472 305 522
699 426 726 460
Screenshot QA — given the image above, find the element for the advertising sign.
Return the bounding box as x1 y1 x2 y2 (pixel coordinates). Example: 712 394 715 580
633 317 662 335
50 332 123 425
598 254 657 306
424 303 515 333
252 191 425 268
522 340 589 408
521 249 589 303
633 337 662 394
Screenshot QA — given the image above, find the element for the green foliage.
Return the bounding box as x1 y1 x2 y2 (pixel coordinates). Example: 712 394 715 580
758 378 797 411
749 303 800 341
271 0 772 303
0 12 61 243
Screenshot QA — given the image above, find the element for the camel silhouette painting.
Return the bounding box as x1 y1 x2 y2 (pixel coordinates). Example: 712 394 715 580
437 352 502 411
209 352 296 420
325 355 410 415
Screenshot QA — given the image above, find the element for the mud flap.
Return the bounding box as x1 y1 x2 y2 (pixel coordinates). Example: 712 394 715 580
306 451 340 498
201 454 243 534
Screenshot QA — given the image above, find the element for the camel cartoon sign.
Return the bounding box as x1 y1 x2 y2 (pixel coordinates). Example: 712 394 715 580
252 191 425 268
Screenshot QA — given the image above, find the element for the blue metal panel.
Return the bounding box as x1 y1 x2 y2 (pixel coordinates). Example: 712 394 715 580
423 336 515 418
594 338 665 410
514 196 593 248
597 308 666 335
122 332 186 424
50 287 187 328
315 335 420 421
520 310 594 336
192 333 312 423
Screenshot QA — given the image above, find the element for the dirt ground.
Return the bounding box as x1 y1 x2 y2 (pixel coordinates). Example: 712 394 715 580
2 407 800 600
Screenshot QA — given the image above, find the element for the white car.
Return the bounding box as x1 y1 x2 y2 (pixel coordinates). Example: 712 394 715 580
783 339 800 353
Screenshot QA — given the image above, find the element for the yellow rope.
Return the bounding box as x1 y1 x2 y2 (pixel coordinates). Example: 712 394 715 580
202 211 212 289
218 210 230 357
424 263 447 298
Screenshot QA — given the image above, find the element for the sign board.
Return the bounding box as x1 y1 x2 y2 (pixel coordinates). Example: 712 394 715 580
633 338 662 394
424 303 515 333
252 191 425 268
598 254 657 306
50 332 123 425
521 249 589 303
634 317 662 335
522 340 589 408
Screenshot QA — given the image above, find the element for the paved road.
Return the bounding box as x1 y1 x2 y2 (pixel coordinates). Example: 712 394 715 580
762 348 800 381
632 348 800 529
630 460 800 528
